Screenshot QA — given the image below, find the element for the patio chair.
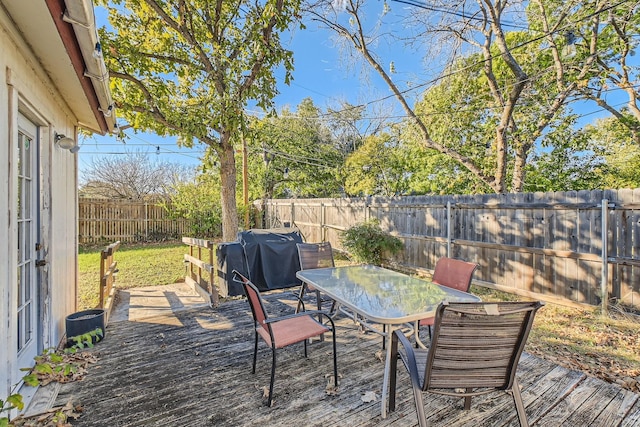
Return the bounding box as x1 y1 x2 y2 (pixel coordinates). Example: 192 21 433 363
232 270 338 407
414 257 478 348
295 242 337 315
389 301 544 427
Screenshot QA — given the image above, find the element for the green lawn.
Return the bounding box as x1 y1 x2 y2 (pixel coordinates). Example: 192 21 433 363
78 241 192 310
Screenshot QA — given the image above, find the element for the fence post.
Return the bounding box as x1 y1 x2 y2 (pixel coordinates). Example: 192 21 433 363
291 202 295 227
208 240 215 300
601 199 609 315
99 249 106 309
144 202 149 240
364 196 370 222
321 202 326 242
446 201 452 257
99 241 120 309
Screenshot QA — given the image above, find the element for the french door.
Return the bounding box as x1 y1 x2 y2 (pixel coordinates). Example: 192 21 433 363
14 113 40 383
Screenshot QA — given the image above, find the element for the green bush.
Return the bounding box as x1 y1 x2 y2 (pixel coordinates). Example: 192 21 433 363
340 219 403 265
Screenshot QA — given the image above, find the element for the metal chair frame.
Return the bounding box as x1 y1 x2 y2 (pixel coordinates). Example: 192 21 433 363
390 301 544 427
295 242 337 316
233 270 338 407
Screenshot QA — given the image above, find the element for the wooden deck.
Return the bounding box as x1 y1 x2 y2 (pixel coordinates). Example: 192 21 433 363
54 284 640 426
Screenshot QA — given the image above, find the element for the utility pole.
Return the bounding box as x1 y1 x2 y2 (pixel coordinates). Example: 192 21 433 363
242 132 249 229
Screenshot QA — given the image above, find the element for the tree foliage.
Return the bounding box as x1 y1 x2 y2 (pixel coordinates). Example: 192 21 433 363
247 98 344 198
306 0 640 194
344 132 409 196
586 116 640 189
98 0 302 239
165 170 223 237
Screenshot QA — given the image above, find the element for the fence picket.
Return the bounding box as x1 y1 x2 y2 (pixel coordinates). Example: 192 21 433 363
78 198 204 244
262 190 640 310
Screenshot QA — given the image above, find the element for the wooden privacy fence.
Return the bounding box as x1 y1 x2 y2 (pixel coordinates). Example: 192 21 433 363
99 241 120 310
182 237 218 307
79 198 196 244
261 189 640 312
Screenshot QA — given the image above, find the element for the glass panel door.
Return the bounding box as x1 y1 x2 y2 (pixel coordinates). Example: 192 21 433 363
15 113 39 382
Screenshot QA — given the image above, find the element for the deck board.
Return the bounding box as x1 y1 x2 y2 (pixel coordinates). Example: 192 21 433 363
53 286 639 426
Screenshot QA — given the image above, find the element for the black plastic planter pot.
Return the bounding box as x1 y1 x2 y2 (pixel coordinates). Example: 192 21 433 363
65 309 105 346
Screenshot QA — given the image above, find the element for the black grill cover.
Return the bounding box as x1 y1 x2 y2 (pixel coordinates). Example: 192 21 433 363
215 242 247 297
239 228 303 292
216 228 303 296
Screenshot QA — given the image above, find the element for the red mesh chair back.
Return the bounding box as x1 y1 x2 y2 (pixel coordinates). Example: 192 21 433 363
431 257 478 292
238 273 271 335
415 257 479 346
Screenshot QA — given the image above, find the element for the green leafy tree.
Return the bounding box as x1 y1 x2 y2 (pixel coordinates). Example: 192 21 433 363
523 127 605 192
99 0 302 240
404 146 486 195
166 169 223 238
529 0 640 144
586 116 640 188
248 98 344 198
344 133 409 196
307 0 639 194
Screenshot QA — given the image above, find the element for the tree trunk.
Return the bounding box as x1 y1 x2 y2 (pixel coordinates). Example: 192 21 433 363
219 131 238 241
511 141 531 192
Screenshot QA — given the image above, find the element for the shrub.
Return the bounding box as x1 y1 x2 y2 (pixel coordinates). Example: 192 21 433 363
340 219 403 265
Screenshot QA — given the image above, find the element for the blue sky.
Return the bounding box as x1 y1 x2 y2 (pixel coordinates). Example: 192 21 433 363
81 5 375 177
80 2 627 180
80 1 429 180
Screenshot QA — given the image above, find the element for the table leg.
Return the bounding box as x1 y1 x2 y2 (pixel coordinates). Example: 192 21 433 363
380 323 395 418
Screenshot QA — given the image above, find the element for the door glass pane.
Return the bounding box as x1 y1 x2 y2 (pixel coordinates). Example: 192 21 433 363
17 178 22 220
24 265 31 301
24 136 31 177
24 180 31 218
17 311 23 351
24 220 31 263
18 222 23 263
17 265 22 305
25 301 32 345
18 134 23 176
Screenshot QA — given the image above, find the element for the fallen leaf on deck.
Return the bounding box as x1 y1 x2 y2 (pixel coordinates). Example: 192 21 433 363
261 385 270 399
361 391 378 402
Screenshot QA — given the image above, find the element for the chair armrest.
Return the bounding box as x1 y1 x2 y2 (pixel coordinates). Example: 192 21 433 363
290 289 306 312
263 310 335 326
392 329 423 387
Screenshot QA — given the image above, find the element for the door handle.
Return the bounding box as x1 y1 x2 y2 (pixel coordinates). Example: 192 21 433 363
36 259 47 267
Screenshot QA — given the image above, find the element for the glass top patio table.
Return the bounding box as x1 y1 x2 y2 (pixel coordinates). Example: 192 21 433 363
295 264 480 324
296 264 481 418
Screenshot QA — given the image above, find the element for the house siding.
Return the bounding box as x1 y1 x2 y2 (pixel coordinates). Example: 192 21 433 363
1 6 80 404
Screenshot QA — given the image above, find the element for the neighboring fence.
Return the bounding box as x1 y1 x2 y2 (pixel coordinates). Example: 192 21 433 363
79 198 196 244
261 189 640 311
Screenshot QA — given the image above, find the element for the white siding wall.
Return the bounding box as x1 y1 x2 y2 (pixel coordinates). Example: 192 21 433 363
1 8 80 402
